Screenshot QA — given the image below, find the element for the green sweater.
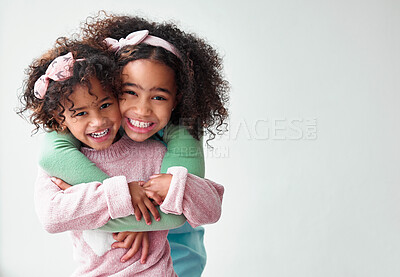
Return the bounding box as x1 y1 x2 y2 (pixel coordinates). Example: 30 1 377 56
39 124 204 232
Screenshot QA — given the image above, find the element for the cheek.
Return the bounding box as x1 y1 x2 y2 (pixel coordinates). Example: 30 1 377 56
108 107 122 122
62 117 77 129
118 99 129 114
63 120 84 136
160 107 173 123
116 113 122 123
111 112 121 122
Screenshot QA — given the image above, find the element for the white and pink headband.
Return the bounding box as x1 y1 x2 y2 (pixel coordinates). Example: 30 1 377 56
34 52 79 99
104 30 182 60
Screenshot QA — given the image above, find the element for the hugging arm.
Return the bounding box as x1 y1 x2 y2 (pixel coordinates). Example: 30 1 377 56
39 131 185 232
40 131 109 184
35 168 186 233
161 123 205 178
102 124 206 231
38 126 205 231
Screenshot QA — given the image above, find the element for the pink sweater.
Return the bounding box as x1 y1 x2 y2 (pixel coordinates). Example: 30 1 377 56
34 135 224 276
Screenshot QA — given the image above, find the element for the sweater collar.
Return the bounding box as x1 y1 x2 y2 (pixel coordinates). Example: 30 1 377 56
80 135 134 162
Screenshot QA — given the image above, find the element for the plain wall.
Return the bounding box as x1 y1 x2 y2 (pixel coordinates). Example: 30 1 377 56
1 0 400 276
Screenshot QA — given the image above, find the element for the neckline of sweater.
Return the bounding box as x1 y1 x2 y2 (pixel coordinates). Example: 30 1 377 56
80 135 139 161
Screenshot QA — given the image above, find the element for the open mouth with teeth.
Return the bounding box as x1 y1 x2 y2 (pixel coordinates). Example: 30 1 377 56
88 128 110 138
126 118 156 133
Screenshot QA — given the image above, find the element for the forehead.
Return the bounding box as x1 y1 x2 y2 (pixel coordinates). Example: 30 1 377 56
65 79 114 108
121 59 176 88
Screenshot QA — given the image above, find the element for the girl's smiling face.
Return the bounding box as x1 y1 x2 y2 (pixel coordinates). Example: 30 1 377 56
61 78 121 150
119 59 177 142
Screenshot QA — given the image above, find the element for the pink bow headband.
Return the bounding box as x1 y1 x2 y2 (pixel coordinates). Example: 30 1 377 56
104 30 182 60
34 52 81 99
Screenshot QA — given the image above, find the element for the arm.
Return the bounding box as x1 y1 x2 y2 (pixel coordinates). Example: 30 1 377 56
50 176 186 232
100 124 206 231
39 131 185 232
160 167 224 228
34 167 134 233
39 128 205 231
98 208 185 232
39 131 108 184
161 124 205 178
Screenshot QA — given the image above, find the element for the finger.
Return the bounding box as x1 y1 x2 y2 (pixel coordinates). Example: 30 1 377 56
145 190 163 206
149 174 161 179
121 245 139 263
121 234 135 248
133 206 142 221
151 199 159 206
121 234 142 262
145 198 160 221
140 233 149 264
137 181 145 187
113 232 128 242
52 177 71 190
113 233 135 249
50 177 72 190
141 180 153 189
112 241 127 249
138 203 151 225
50 177 61 184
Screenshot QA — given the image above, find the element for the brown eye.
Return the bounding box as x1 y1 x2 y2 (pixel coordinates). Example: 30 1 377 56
152 96 166 101
124 90 137 96
76 111 87 117
100 103 111 109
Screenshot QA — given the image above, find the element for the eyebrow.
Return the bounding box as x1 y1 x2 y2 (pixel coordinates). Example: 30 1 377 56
123 82 173 95
74 96 111 111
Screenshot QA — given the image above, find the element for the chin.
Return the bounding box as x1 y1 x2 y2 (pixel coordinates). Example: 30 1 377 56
129 135 149 143
94 145 110 150
126 131 151 142
88 141 113 150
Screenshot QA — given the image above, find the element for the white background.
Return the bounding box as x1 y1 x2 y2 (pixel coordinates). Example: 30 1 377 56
1 0 400 276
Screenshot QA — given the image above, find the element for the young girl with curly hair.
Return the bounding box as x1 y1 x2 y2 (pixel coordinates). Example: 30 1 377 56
37 13 229 276
20 37 225 276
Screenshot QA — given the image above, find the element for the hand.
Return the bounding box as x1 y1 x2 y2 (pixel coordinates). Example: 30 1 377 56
51 177 72 190
112 232 149 264
141 174 173 205
128 181 160 224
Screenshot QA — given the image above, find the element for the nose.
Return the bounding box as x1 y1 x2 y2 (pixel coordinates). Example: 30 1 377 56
134 98 152 116
89 111 106 127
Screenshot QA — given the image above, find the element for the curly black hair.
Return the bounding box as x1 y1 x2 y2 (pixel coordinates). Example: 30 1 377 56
82 12 229 141
18 40 118 134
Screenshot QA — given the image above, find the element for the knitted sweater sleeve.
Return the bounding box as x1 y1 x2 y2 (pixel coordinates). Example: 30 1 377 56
160 167 224 228
34 167 134 233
